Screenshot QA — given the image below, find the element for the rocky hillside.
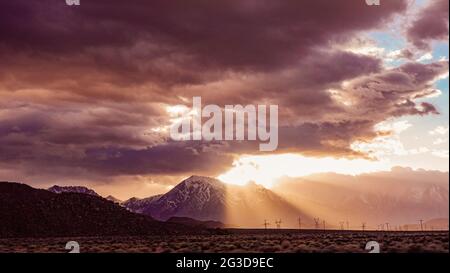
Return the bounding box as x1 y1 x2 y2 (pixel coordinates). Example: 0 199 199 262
0 182 196 238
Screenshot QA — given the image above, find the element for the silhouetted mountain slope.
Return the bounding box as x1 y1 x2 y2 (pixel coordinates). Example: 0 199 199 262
0 182 194 238
166 217 226 228
106 195 122 204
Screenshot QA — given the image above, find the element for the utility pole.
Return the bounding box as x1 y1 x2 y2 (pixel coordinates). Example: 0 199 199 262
263 219 270 230
418 220 424 231
385 222 390 231
275 219 282 229
314 218 320 230
298 217 302 230
361 222 366 232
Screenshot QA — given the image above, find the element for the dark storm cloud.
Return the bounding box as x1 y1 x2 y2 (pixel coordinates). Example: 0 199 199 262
83 142 233 176
407 0 449 50
0 0 406 70
333 61 448 128
0 0 407 94
1 0 446 181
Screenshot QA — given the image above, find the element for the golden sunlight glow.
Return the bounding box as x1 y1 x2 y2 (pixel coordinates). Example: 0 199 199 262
217 154 391 188
166 105 189 115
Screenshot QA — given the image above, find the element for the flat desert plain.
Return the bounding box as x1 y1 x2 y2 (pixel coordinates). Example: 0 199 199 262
0 230 448 253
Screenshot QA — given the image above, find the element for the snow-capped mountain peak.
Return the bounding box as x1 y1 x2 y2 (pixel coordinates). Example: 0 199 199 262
47 185 99 197
122 175 307 227
180 175 224 188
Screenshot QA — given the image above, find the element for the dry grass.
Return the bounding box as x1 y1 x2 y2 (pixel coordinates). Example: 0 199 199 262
0 230 447 253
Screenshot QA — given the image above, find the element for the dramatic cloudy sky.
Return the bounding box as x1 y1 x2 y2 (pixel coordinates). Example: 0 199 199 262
0 0 448 198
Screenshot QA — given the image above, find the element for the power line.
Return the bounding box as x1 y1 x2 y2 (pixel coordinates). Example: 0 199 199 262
275 219 282 229
418 219 424 231
314 218 320 230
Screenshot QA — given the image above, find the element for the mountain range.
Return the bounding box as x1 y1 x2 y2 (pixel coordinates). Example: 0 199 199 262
118 170 449 229
121 175 311 228
272 167 449 228
1 167 448 234
0 182 198 238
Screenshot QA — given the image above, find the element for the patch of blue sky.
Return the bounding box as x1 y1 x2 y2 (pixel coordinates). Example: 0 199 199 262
367 31 407 67
385 39 448 167
364 0 449 170
413 0 428 8
432 41 449 60
369 31 406 52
